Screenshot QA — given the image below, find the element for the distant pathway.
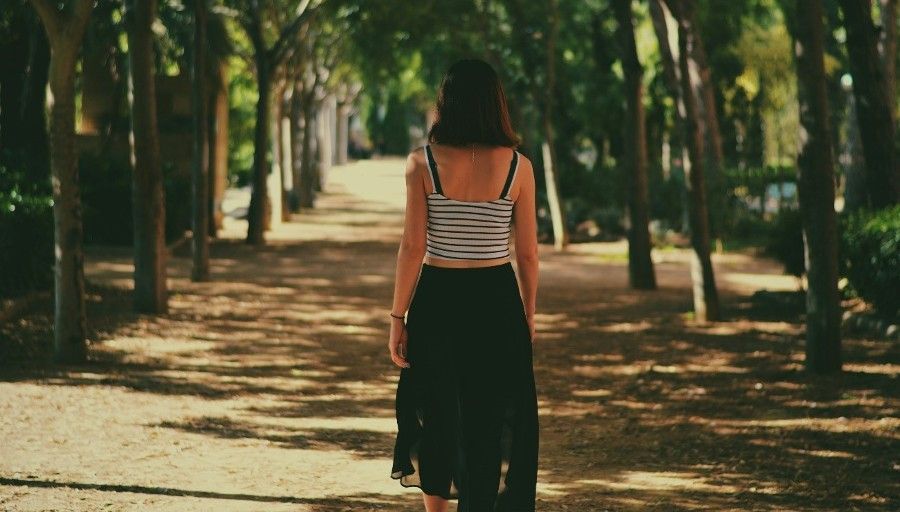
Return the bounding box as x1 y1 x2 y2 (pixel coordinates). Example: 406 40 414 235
1 158 896 511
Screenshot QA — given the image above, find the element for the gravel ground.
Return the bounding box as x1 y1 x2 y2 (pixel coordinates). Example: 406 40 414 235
1 158 897 511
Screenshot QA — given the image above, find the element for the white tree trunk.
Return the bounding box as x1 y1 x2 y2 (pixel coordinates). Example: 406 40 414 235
336 103 349 165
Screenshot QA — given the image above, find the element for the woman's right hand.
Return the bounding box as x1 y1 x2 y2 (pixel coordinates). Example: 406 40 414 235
389 317 410 368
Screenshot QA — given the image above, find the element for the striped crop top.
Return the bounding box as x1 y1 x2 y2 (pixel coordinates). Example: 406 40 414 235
424 144 520 261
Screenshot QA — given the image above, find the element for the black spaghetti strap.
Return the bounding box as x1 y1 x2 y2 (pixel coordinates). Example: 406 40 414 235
424 144 443 195
499 150 519 199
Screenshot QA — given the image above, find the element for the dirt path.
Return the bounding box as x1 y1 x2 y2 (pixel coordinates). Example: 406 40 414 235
1 158 897 511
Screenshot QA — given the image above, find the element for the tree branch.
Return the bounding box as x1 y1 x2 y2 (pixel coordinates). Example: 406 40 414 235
273 17 311 72
662 0 684 20
29 0 63 39
268 0 320 69
70 0 95 34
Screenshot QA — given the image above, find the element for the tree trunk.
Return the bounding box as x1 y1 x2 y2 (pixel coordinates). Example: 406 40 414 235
543 0 569 250
650 0 690 226
691 30 725 171
30 0 95 363
207 79 218 237
279 88 292 222
315 101 332 192
879 0 897 114
649 0 685 156
687 6 726 241
312 108 323 193
668 0 720 322
48 49 88 362
246 7 270 245
843 90 868 212
336 102 350 165
191 0 210 281
788 0 843 373
269 82 285 225
290 81 303 212
208 63 229 237
299 98 317 208
125 0 168 313
613 0 657 290
838 0 899 207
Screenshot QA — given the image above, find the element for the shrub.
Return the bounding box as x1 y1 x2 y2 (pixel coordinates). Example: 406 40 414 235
840 206 900 318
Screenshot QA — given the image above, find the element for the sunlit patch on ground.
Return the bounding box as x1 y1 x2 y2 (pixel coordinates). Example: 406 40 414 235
577 470 739 493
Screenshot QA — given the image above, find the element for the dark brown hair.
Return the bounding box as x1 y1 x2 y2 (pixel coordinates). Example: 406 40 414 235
427 59 521 148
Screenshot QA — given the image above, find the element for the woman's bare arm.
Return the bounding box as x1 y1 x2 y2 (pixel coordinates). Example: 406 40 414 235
390 150 428 316
388 150 428 367
511 156 539 334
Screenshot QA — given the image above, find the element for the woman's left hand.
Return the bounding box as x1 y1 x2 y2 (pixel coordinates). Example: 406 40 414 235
389 318 410 368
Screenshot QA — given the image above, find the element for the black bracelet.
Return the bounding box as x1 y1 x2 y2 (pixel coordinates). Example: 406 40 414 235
390 312 405 320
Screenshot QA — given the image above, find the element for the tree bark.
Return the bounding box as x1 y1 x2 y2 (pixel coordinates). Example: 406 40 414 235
613 0 657 290
49 49 88 362
191 0 210 281
246 5 271 245
208 63 229 236
207 75 218 237
315 98 333 191
290 80 304 211
691 24 725 171
842 90 868 212
667 0 721 322
786 0 843 373
543 0 569 250
879 0 897 114
687 6 726 241
838 0 899 207
29 0 95 362
269 81 286 224
649 0 687 170
650 0 690 229
336 102 350 165
299 97 317 208
278 87 292 222
125 0 168 313
313 114 323 193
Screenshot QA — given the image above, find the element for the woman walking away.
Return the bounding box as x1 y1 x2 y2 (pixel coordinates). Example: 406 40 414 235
388 58 540 512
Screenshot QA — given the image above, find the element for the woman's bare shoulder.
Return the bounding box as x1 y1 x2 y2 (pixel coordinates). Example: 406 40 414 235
407 146 430 166
405 147 429 182
515 151 534 178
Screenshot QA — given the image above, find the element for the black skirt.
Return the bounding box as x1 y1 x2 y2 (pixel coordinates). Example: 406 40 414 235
391 262 539 512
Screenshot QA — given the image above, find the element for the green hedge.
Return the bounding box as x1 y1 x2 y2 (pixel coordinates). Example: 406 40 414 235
764 204 900 318
840 206 900 318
